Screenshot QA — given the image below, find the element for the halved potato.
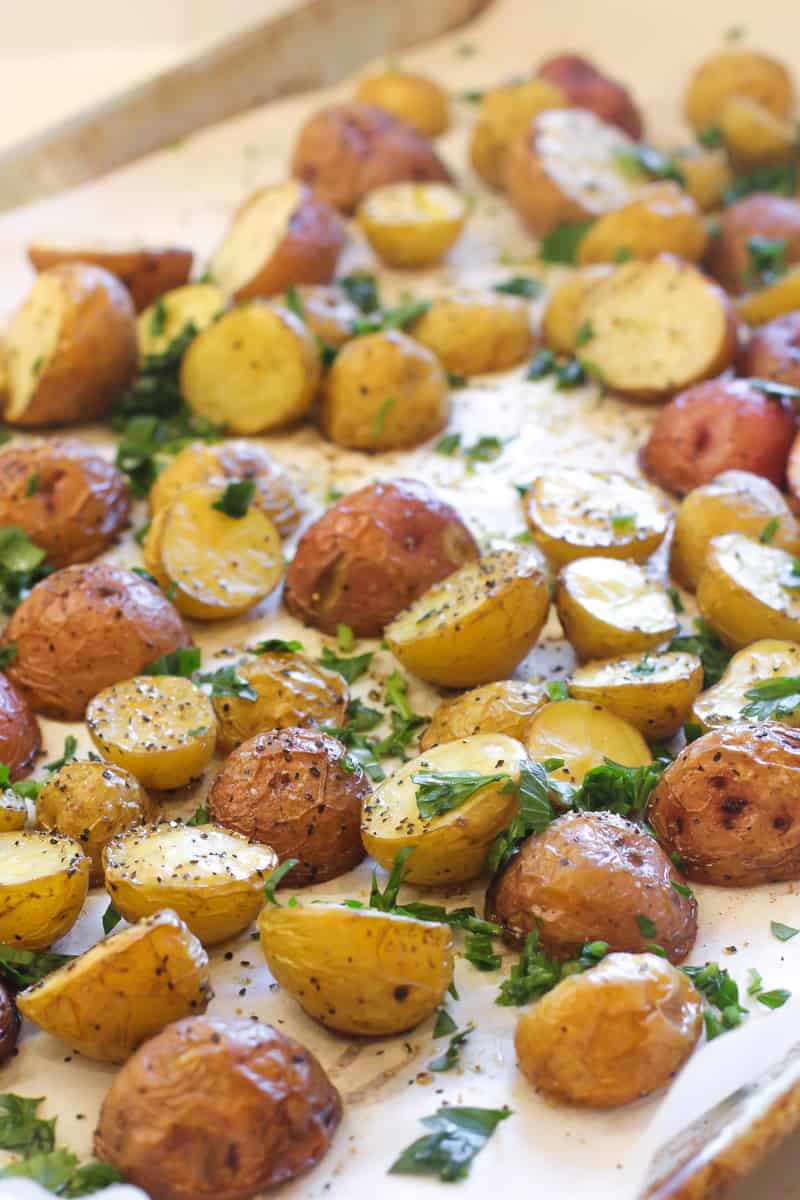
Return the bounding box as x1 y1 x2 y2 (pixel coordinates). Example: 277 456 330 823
718 95 797 167
420 680 548 750
103 822 277 945
28 242 193 312
524 467 672 568
556 557 678 662
469 77 567 189
385 547 550 687
137 282 226 358
357 182 466 268
672 146 733 213
736 267 800 326
693 639 800 731
410 290 533 376
180 303 321 434
568 652 704 741
0 791 27 832
541 265 613 354
361 733 525 884
697 532 800 650
684 49 794 130
87 676 216 790
523 698 650 786
259 903 453 1035
356 69 449 137
17 909 211 1063
576 182 708 266
0 831 89 949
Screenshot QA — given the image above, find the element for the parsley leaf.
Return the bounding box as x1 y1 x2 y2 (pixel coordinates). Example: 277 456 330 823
538 220 595 264
492 276 542 298
615 143 686 186
144 646 202 676
370 847 415 911
44 736 78 773
372 395 398 435
187 805 209 826
433 1008 458 1038
338 272 381 314
724 163 797 206
575 319 594 347
251 638 304 654
0 1094 56 1154
413 769 508 820
760 516 780 543
746 235 787 287
464 931 502 971
741 675 800 720
669 618 732 688
389 1106 512 1182
427 1025 473 1072
486 760 556 874
771 920 799 941
681 962 748 1039
0 643 17 670
697 122 723 148
527 348 557 380
0 946 74 990
0 526 49 613
464 435 506 465
211 478 256 519
264 859 299 904
196 665 257 700
546 680 569 701
435 432 461 455
102 902 121 935
636 913 658 938
571 758 666 818
757 988 791 1010
336 624 355 653
319 645 374 684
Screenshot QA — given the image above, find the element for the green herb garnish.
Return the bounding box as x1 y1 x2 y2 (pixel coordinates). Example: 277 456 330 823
413 769 508 820
742 676 800 721
389 1106 512 1182
44 736 78 773
187 805 209 826
102 902 121 935
319 645 374 684
493 276 542 298
0 947 74 991
0 526 49 613
539 220 595 264
427 1026 473 1072
264 859 299 904
196 665 257 700
669 618 732 687
211 478 256 519
771 920 799 941
144 646 202 677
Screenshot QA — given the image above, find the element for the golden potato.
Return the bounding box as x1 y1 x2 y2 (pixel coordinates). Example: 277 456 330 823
684 49 793 131
259 903 453 1035
28 242 193 313
357 182 467 268
0 673 40 782
576 182 708 266
672 146 733 212
697 532 800 650
692 639 800 731
18 909 211 1063
736 267 800 326
280 284 359 348
137 282 226 358
556 556 678 662
104 822 277 944
515 953 702 1107
541 265 613 354
320 329 449 451
420 680 547 750
410 290 533 376
356 69 449 137
361 733 524 885
0 831 89 949
718 95 797 167
87 676 216 790
569 651 704 741
469 77 567 188
523 698 650 786
0 791 27 833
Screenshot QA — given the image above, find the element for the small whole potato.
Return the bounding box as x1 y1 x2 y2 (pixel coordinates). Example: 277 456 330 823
469 77 567 189
94 1015 341 1200
537 53 643 138
576 182 708 266
708 194 800 294
718 95 797 169
0 673 40 782
357 182 467 269
684 49 794 131
0 979 19 1063
515 953 702 1107
740 311 800 391
420 680 547 750
208 727 369 885
356 69 449 137
0 830 90 950
27 243 193 312
410 291 533 376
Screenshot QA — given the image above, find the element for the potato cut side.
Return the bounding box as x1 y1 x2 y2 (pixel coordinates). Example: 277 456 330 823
684 50 794 130
137 283 226 358
697 533 800 650
259 903 453 1036
532 108 636 218
210 181 301 297
420 680 548 750
17 909 211 1062
556 556 678 661
576 182 708 266
0 830 89 950
736 267 800 326
0 791 27 832
523 698 650 786
541 265 612 354
3 273 64 421
718 96 797 167
693 638 800 731
569 651 704 741
358 182 467 268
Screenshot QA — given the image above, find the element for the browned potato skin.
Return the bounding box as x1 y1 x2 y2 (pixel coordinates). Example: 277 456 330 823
290 101 450 215
0 980 19 1064
27 244 193 312
208 727 368 886
2 563 191 720
420 680 546 750
708 194 800 295
0 673 40 781
648 722 800 886
228 188 344 301
289 285 359 348
284 478 479 637
487 811 697 962
740 311 800 391
94 1015 341 1200
536 53 643 138
0 440 130 567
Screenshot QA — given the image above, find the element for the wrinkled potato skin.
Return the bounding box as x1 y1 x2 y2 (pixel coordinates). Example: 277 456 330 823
741 312 800 392
27 244 193 312
94 1015 342 1200
576 182 708 266
537 53 643 138
0 673 40 781
420 680 547 750
708 194 800 295
208 727 368 885
2 564 190 720
0 440 130 567
284 478 478 637
684 50 794 131
0 980 19 1063
515 953 702 1107
469 77 566 188
487 811 697 961
410 291 533 376
648 722 800 885
356 70 449 137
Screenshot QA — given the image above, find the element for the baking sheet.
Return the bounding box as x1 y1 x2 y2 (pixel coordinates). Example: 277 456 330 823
1 1 800 1196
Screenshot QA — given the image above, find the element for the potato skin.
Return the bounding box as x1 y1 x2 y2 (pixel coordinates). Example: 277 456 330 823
648 722 800 885
684 50 794 131
0 980 19 1064
2 563 190 720
420 680 547 750
469 77 566 189
0 673 40 781
575 182 708 266
741 311 800 391
229 187 344 301
284 478 478 637
410 291 533 376
283 285 359 348
537 53 643 138
94 1015 341 1200
208 727 368 886
356 69 449 137
708 194 800 295
0 439 130 567
27 244 193 312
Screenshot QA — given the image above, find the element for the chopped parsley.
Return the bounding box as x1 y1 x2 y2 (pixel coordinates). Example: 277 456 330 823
464 435 506 465
539 220 595 264
144 646 202 677
336 624 355 653
546 680 569 701
0 1094 121 1194
435 432 461 455
496 930 609 1006
44 736 78 774
318 645 374 684
353 299 430 336
697 122 723 148
102 902 121 935
389 1105 512 1182
724 163 797 206
338 272 380 314
486 760 558 874
757 989 791 1010
252 638 304 654
667 586 685 613
211 478 256 518
746 235 787 287
759 515 781 543
669 618 732 687
615 143 686 186
187 805 209 826
196 665 257 700
427 1025 473 1072
263 859 299 904
742 675 800 720
611 512 636 531
149 298 168 337
636 914 658 938
0 946 74 991
446 371 467 389
771 920 799 941
0 644 16 670
413 769 509 820
681 962 747 1039
369 847 415 912
492 276 542 298
0 526 49 613
372 395 397 436
433 1008 458 1038
25 471 39 497
575 319 594 347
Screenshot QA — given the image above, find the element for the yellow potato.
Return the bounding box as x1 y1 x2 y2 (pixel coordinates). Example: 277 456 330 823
684 50 793 131
523 698 651 786
718 95 797 167
541 265 613 354
104 821 277 945
569 651 704 741
137 283 226 358
144 482 283 619
524 466 672 568
692 639 800 731
670 470 800 592
0 831 89 950
361 733 525 885
469 77 567 189
420 680 548 750
385 547 550 687
17 909 211 1063
357 182 467 268
410 290 533 376
0 791 27 832
180 303 321 434
556 556 678 662
259 903 453 1035
697 532 800 650
576 182 708 266
87 676 216 790
356 69 449 137
673 147 733 213
277 284 358 348
736 267 800 325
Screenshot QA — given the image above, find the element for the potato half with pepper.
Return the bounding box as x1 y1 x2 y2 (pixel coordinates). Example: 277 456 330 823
0 831 90 949
693 639 800 731
568 651 704 741
523 698 650 786
696 532 800 650
556 556 678 661
137 281 226 357
410 290 533 377
420 680 547 750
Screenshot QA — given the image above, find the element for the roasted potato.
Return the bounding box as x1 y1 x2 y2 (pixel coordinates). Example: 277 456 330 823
696 532 800 649
104 822 277 944
576 182 708 266
27 242 193 312
0 830 89 949
320 329 449 451
87 676 216 790
568 651 704 740
385 547 550 688
180 303 321 434
209 180 344 301
574 255 737 400
137 281 226 358
0 980 19 1063
523 466 671 568
2 563 190 720
718 95 797 168
736 267 800 326
537 53 643 138
212 651 348 753
94 1015 341 1200
290 101 450 214
259 902 453 1035
36 760 152 884
648 722 800 885
515 953 702 1107
684 49 793 131
18 909 211 1062
410 290 533 376
0 439 130 567
487 811 697 960
277 283 359 349
670 470 800 591
708 194 800 295
555 557 678 662
284 478 478 637
0 673 40 782
0 791 27 833
693 639 800 731
541 264 613 354
361 733 524 885
356 69 449 137
740 311 800 392
789 432 800 510
420 680 547 750
523 698 650 785
640 379 796 497
672 146 733 212
208 727 368 885
357 182 467 268
469 76 566 189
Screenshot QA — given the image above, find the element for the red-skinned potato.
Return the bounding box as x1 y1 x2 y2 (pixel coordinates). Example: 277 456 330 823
284 478 479 636
27 243 193 312
0 979 19 1063
740 312 800 391
708 194 800 295
640 378 796 496
290 101 450 214
536 53 643 138
0 673 40 781
788 431 800 509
